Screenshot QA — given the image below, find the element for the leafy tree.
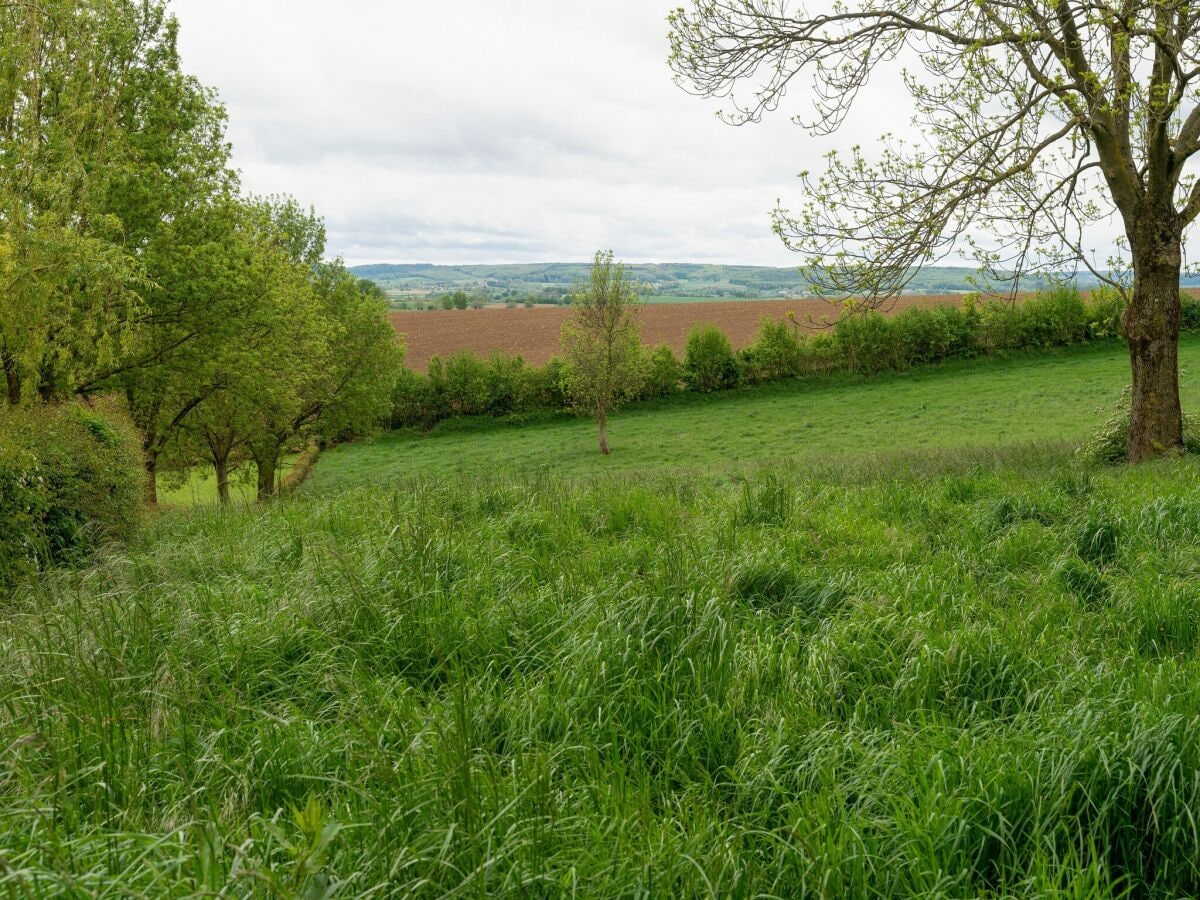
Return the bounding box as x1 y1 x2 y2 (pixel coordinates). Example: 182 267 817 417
0 0 153 403
186 249 325 504
560 251 644 455
114 196 267 503
0 0 229 406
452 291 470 310
671 1 1200 461
227 201 402 500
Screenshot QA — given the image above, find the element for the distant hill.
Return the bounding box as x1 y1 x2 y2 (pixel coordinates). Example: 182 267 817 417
350 262 1151 302
351 262 1200 307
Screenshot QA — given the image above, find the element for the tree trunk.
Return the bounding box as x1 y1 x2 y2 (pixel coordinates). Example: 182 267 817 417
2 350 19 405
598 410 610 456
214 455 231 505
1126 233 1185 463
145 450 159 506
255 450 280 502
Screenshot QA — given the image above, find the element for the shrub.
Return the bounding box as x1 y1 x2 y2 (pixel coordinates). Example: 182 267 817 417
1087 286 1126 340
514 356 565 411
391 368 438 430
741 318 802 383
0 401 143 588
639 345 685 399
796 332 840 375
833 311 896 373
1182 292 1200 331
892 304 976 367
1078 384 1200 464
685 324 740 392
1018 286 1090 346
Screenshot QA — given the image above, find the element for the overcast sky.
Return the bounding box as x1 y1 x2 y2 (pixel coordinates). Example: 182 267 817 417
170 0 917 267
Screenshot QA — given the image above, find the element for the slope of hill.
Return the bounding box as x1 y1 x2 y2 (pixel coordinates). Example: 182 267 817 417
313 336 1200 488
12 431 1200 895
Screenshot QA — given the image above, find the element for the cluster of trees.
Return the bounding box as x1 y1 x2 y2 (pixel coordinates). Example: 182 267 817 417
0 0 401 503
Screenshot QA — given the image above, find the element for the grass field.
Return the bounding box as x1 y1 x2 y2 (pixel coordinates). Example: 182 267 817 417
9 445 1200 894
11 340 1200 894
315 336 1200 489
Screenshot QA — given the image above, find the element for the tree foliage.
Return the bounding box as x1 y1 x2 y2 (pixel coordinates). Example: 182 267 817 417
560 251 645 455
0 1 402 505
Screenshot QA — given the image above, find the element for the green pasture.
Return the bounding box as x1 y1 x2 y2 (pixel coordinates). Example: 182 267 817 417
313 336 1200 491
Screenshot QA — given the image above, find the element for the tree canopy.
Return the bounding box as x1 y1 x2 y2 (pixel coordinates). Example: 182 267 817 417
0 0 403 501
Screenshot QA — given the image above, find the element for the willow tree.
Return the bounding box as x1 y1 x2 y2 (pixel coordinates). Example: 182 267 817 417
670 1 1200 461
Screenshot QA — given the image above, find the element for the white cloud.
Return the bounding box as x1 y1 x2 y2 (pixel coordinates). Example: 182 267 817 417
169 0 882 265
170 1 1134 269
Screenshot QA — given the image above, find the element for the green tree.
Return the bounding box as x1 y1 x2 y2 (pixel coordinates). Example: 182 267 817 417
221 200 402 501
114 196 268 503
0 0 156 404
671 1 1200 461
0 0 228 406
560 251 644 455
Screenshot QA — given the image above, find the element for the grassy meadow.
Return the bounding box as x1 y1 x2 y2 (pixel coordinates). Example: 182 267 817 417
315 335 1200 488
10 338 1200 895
8 446 1200 894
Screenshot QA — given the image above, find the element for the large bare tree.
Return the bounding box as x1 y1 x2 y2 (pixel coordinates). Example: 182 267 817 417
670 1 1200 461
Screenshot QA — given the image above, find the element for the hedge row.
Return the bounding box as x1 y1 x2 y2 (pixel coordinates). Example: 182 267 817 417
390 288 1198 431
0 402 144 590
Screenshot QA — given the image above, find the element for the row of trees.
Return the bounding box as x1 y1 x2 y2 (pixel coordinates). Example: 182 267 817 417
0 0 401 503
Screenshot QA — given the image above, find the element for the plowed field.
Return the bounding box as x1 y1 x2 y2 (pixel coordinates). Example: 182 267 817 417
392 295 969 372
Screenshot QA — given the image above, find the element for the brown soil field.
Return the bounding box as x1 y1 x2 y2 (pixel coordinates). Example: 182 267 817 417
392 295 981 372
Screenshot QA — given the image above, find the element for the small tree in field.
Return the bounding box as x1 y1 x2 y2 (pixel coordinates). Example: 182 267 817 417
561 251 644 455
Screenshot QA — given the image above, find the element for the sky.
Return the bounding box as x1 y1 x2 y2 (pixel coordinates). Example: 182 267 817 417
170 0 915 267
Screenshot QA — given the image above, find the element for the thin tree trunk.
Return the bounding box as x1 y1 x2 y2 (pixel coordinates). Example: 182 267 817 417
255 449 280 502
214 455 231 505
598 409 610 456
145 450 159 506
1126 235 1185 462
2 350 20 405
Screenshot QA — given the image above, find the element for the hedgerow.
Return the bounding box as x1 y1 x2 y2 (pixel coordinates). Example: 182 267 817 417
390 288 1200 432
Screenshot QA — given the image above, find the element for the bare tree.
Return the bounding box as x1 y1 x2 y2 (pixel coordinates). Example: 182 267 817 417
670 1 1200 461
560 251 644 455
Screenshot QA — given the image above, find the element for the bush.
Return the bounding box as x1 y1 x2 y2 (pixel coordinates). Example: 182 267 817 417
833 311 896 373
892 304 976 367
1078 384 1200 464
639 345 685 399
1018 286 1090 346
0 401 143 588
685 324 740 392
391 368 438 430
741 318 802 383
1087 286 1126 340
1182 292 1200 331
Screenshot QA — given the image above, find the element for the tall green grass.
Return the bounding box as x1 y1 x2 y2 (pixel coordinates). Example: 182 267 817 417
6 448 1200 894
